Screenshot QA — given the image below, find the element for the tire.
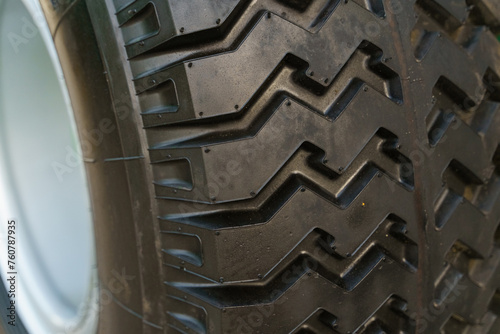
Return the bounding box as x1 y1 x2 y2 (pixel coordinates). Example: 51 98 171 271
14 0 500 333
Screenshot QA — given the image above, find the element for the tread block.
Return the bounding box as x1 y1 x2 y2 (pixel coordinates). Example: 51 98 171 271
425 70 500 147
412 0 499 58
434 160 483 229
140 42 402 127
117 0 344 59
150 97 409 203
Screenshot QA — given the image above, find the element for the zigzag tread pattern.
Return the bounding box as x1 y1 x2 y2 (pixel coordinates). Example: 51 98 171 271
130 0 403 126
146 41 407 203
159 135 416 282
111 0 500 333
166 217 417 334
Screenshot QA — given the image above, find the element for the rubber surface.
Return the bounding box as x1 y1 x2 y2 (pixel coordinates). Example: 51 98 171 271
41 0 500 333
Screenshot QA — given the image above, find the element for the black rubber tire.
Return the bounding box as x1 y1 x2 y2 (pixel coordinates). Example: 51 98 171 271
33 0 500 333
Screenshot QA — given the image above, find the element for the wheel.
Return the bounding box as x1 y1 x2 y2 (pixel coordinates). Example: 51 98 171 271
0 0 97 333
1 0 500 333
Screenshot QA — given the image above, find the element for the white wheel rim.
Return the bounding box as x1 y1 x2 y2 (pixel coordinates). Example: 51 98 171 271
0 0 98 333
